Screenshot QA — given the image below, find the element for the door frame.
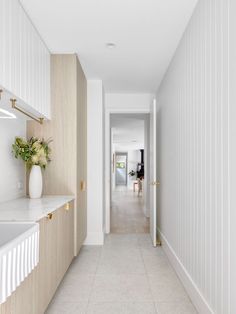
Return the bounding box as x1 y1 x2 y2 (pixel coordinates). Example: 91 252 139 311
105 105 153 234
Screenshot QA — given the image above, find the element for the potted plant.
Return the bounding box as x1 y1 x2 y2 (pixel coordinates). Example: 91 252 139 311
12 137 51 199
128 170 136 177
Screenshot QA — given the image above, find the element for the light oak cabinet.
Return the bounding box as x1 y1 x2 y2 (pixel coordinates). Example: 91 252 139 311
0 201 74 314
0 0 50 119
57 204 74 282
27 54 87 255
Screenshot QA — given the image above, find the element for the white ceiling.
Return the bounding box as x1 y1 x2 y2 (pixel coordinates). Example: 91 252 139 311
111 114 147 151
20 0 197 93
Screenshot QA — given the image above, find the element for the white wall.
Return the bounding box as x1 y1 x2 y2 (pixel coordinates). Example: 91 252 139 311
229 1 236 312
85 80 104 245
0 119 26 203
156 0 232 313
105 93 153 112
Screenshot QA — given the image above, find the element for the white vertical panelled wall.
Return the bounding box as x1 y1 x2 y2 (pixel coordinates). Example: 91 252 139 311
229 1 236 313
0 0 50 118
156 0 232 313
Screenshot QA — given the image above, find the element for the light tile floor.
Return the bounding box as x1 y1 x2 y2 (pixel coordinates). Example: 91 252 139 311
111 187 150 233
46 234 198 314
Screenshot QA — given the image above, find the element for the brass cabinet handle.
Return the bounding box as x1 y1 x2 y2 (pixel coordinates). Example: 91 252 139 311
80 180 86 191
65 203 70 211
47 213 53 220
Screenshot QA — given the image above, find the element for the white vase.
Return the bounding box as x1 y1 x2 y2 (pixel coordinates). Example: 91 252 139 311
29 165 42 199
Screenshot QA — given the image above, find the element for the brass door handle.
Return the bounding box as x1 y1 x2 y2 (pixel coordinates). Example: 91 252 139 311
46 213 53 220
150 181 160 186
80 180 86 191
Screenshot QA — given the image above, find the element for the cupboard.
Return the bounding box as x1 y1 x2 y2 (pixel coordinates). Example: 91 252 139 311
0 0 50 119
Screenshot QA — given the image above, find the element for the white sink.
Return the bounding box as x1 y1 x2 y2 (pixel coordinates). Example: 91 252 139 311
0 222 39 304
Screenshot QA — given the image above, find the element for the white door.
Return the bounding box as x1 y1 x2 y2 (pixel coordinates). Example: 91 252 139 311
150 98 157 246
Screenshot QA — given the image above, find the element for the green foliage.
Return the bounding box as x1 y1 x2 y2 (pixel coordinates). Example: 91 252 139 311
12 137 52 169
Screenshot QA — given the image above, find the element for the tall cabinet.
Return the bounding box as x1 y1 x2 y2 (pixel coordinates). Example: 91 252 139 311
27 54 87 254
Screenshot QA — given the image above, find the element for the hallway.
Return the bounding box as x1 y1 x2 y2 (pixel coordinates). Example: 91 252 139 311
111 187 149 234
46 234 197 314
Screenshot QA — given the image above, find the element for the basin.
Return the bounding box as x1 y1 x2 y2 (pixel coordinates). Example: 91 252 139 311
0 222 39 304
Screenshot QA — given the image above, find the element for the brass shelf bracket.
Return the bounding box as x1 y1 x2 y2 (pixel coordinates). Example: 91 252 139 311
10 98 44 124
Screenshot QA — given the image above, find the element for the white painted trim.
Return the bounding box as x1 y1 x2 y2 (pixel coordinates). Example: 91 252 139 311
84 232 104 245
158 228 214 314
104 106 152 234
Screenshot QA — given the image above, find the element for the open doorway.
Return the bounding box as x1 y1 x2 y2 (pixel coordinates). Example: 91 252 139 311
110 114 150 234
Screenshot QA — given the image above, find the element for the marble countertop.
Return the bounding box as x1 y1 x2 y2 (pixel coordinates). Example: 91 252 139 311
0 195 75 222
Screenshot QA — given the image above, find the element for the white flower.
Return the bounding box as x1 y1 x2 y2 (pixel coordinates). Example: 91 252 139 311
31 154 39 165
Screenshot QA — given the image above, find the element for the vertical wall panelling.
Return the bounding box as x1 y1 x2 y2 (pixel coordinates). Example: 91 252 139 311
0 0 50 118
156 0 231 313
229 0 236 313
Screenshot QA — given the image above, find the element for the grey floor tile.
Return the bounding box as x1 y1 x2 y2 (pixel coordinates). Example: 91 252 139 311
155 301 198 313
46 301 88 314
142 254 174 275
148 274 190 303
97 249 145 275
68 252 100 275
87 302 157 314
90 274 153 302
53 275 95 303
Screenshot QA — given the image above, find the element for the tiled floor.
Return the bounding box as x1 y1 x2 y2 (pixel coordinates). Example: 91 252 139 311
46 234 197 314
111 187 150 233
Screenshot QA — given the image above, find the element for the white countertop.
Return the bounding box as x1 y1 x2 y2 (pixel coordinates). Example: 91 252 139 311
0 196 75 222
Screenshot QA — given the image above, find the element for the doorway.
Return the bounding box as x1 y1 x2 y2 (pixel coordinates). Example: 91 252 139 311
110 114 150 234
104 99 157 245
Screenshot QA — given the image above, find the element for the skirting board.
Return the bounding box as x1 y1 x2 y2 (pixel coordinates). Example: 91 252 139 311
83 232 104 245
158 228 214 314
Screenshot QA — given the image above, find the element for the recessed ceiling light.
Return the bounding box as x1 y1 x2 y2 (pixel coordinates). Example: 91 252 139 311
106 42 116 49
0 108 16 119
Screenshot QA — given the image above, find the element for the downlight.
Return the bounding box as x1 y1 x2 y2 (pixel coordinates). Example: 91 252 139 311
106 42 116 49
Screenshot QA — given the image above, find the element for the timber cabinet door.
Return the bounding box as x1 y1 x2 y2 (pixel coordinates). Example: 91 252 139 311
36 209 59 313
57 202 74 282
